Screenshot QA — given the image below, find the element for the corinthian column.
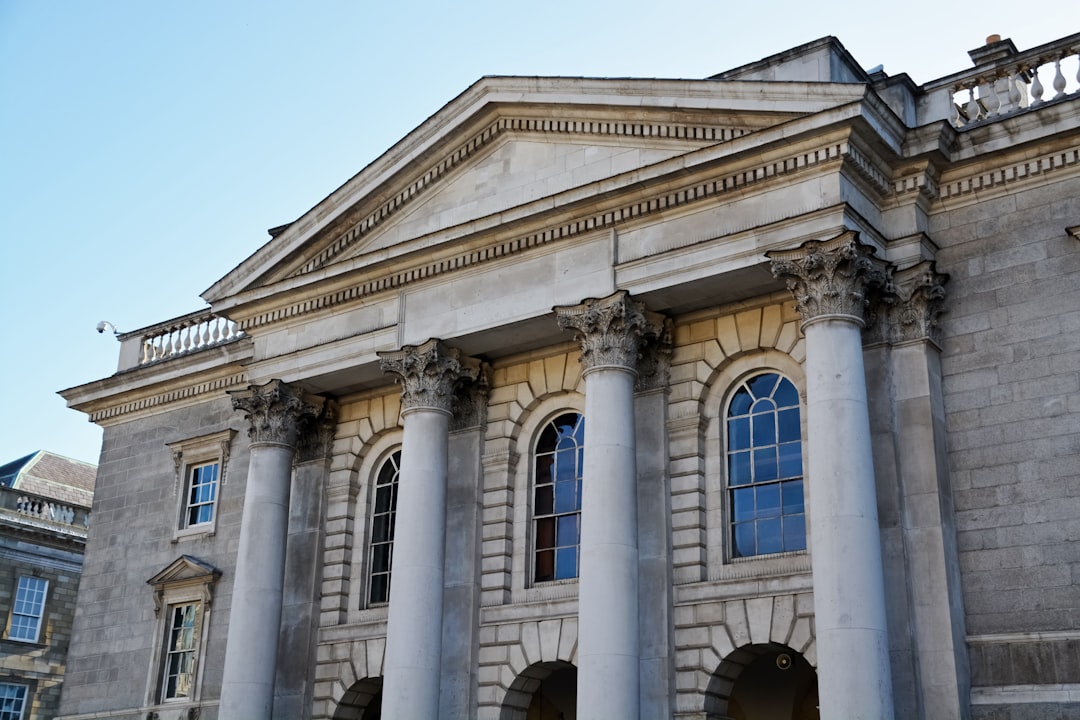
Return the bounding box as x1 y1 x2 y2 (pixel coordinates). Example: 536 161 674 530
377 339 481 720
221 380 329 720
768 232 895 720
555 290 665 720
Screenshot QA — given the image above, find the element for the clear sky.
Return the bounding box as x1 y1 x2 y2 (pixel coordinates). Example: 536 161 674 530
0 1 1072 466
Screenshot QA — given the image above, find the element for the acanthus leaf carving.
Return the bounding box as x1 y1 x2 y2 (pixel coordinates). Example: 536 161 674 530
554 290 668 374
378 339 482 415
229 380 325 448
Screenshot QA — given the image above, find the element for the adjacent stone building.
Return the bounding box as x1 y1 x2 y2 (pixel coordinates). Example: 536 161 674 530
58 32 1079 720
0 451 95 720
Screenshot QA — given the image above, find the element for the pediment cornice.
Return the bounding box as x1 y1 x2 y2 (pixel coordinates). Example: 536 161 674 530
203 77 871 304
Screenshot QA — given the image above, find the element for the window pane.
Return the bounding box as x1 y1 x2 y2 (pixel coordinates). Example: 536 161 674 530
0 684 28 720
729 451 751 485
369 574 389 605
756 483 781 518
554 479 577 514
371 544 390 573
778 442 803 478
537 424 559 454
757 518 783 555
752 410 776 446
535 518 556 550
728 417 750 450
732 487 755 521
556 515 579 547
784 514 807 552
535 455 554 485
534 484 553 515
554 454 577 484
555 547 578 580
753 448 778 482
733 522 756 558
748 373 779 398
773 377 799 407
374 485 393 513
777 407 801 443
535 550 554 582
9 577 46 642
729 388 752 416
781 479 805 514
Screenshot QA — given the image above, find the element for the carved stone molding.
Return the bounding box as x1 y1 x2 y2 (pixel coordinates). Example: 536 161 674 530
295 399 340 464
766 231 890 327
451 363 491 431
888 262 949 347
378 339 483 415
554 290 668 373
229 380 326 448
636 317 674 392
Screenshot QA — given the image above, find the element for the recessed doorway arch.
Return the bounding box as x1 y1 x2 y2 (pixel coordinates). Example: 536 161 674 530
705 643 818 720
499 660 577 720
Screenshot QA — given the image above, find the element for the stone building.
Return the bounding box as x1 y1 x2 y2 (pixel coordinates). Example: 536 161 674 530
58 32 1079 720
0 451 95 720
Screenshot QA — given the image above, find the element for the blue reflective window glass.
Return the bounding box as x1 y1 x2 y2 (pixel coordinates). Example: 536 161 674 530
729 417 750 451
757 518 783 555
753 448 778 482
556 515 578 547
726 373 806 558
752 409 776 446
555 547 578 580
729 451 752 486
777 408 800 443
534 412 583 582
756 483 781 518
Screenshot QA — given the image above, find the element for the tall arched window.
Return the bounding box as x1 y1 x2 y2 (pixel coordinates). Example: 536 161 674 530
368 450 400 605
726 373 806 558
533 413 584 582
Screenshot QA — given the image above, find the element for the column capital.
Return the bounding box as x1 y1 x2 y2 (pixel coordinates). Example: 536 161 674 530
295 399 340 464
767 231 889 328
378 339 482 415
229 380 326 448
892 261 949 348
554 290 667 374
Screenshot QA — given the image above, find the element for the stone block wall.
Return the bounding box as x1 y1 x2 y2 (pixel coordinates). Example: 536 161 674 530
933 171 1080 714
58 396 247 720
0 548 82 720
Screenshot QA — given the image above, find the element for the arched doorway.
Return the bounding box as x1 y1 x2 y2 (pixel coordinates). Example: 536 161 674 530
706 644 818 720
500 660 577 720
331 677 382 720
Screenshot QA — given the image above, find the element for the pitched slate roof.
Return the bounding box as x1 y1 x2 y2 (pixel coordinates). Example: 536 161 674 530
0 451 96 508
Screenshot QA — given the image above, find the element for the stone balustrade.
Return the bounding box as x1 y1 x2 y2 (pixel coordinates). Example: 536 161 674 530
921 32 1080 127
0 485 91 530
116 309 245 371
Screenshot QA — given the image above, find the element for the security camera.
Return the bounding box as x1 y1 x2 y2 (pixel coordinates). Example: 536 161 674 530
96 321 107 334
97 321 120 336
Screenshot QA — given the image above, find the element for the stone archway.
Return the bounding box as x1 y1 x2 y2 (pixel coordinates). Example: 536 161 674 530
500 660 577 720
705 644 818 720
331 677 382 720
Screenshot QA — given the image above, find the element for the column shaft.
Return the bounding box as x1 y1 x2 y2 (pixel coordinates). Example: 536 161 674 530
578 366 640 719
382 408 451 718
804 318 894 719
220 443 295 719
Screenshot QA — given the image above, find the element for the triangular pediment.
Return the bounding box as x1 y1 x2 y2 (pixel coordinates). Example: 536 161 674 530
204 76 868 308
147 554 221 588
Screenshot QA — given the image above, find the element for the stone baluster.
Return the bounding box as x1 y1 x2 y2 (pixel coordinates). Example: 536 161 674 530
220 380 329 720
768 232 896 720
377 339 482 720
555 290 666 720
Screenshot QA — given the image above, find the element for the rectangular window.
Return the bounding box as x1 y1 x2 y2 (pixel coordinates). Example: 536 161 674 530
0 683 28 720
183 462 219 528
8 577 47 643
161 603 200 701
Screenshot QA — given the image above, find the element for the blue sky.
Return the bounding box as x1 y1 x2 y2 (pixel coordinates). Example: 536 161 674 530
0 1 1071 465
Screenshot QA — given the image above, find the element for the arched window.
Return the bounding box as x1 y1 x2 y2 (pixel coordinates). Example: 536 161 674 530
726 373 806 558
533 413 584 582
368 450 400 605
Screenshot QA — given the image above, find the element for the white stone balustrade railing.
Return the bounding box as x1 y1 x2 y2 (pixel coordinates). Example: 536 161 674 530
923 33 1080 128
0 486 91 529
116 309 246 370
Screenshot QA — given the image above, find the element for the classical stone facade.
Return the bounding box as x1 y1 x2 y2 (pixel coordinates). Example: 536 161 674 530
0 451 95 720
59 33 1080 720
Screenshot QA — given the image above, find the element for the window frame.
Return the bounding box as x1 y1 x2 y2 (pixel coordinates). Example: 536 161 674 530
145 556 220 708
723 372 807 559
366 448 401 607
0 682 29 720
5 576 48 644
167 430 234 540
530 411 585 585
